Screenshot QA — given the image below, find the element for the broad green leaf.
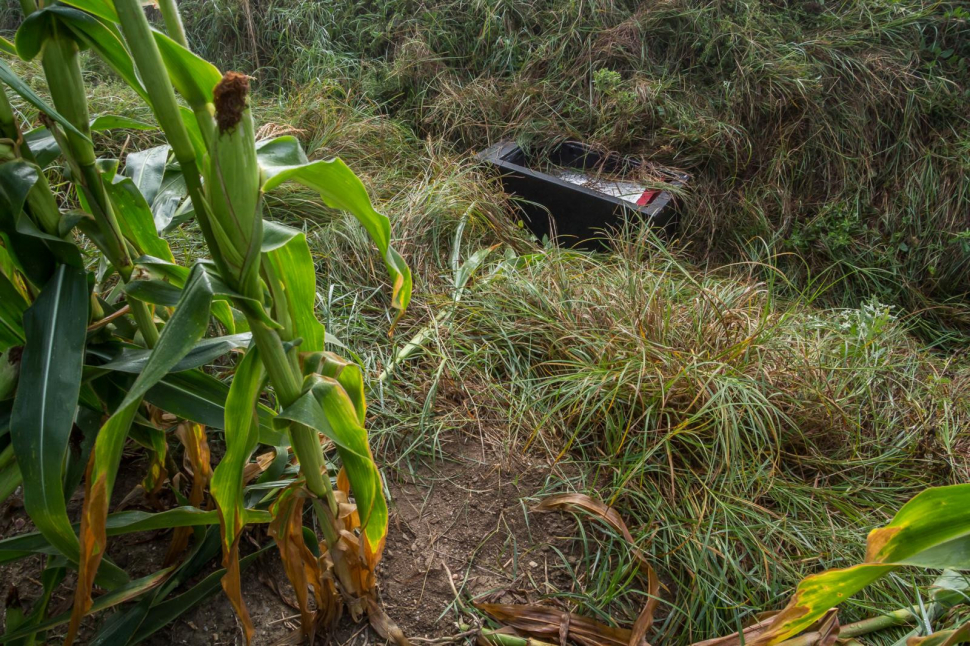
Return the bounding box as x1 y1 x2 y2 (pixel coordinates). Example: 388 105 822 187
755 484 970 645
210 348 265 641
153 30 221 110
0 161 55 286
104 175 175 262
211 348 265 548
131 543 273 643
88 333 251 375
58 0 118 22
0 59 89 142
125 145 169 208
0 568 171 644
10 265 88 563
0 507 270 563
51 6 149 103
145 370 284 447
70 266 218 641
258 136 412 323
263 229 325 353
277 375 387 556
26 115 154 169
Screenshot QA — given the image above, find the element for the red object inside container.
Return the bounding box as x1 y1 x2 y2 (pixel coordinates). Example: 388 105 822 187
636 189 659 207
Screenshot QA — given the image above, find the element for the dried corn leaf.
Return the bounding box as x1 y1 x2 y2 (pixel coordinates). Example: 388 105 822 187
476 603 641 646
535 494 659 646
165 422 212 565
269 484 340 643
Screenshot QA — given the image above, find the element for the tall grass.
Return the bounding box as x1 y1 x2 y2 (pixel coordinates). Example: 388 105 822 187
173 0 970 340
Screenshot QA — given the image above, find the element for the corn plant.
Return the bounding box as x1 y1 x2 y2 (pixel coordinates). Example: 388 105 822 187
0 0 412 643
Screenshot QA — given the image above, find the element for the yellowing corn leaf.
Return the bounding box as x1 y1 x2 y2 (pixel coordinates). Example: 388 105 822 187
535 493 659 646
751 484 970 645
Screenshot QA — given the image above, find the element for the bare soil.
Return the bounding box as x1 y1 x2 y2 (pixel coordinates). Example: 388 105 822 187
0 432 578 645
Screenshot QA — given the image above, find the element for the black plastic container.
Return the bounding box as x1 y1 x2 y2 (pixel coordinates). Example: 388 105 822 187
478 140 686 249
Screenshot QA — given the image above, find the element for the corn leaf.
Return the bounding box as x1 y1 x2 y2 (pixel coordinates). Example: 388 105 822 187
24 115 153 169
55 0 118 23
88 333 250 375
51 6 149 103
258 136 412 324
10 265 88 565
263 229 325 353
0 568 172 644
144 369 283 445
68 265 218 644
0 35 14 55
0 161 56 286
210 347 265 644
753 484 970 645
278 375 387 560
104 174 175 262
152 30 221 109
0 59 89 142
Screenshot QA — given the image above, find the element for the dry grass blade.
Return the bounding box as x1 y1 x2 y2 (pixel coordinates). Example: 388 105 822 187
476 603 644 646
534 494 659 645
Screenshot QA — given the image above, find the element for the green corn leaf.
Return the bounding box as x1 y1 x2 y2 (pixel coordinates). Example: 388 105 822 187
754 483 970 645
0 59 88 143
0 568 171 644
0 35 15 56
103 174 175 262
10 265 88 564
26 116 154 169
263 228 325 352
131 543 273 644
277 375 387 555
153 29 221 109
58 0 118 22
125 145 169 206
210 347 266 639
211 347 265 552
51 7 149 103
0 161 56 286
0 507 270 564
0 271 28 351
72 265 219 628
258 136 412 323
145 370 283 446
88 333 251 376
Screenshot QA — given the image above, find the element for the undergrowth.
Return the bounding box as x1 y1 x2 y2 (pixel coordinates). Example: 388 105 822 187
170 0 970 341
1 14 969 644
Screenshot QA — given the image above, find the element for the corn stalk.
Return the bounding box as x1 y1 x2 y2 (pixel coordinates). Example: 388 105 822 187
0 0 412 643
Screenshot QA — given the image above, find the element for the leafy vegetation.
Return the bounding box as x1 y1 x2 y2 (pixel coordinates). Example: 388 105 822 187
171 0 970 341
0 1 968 645
0 0 412 642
